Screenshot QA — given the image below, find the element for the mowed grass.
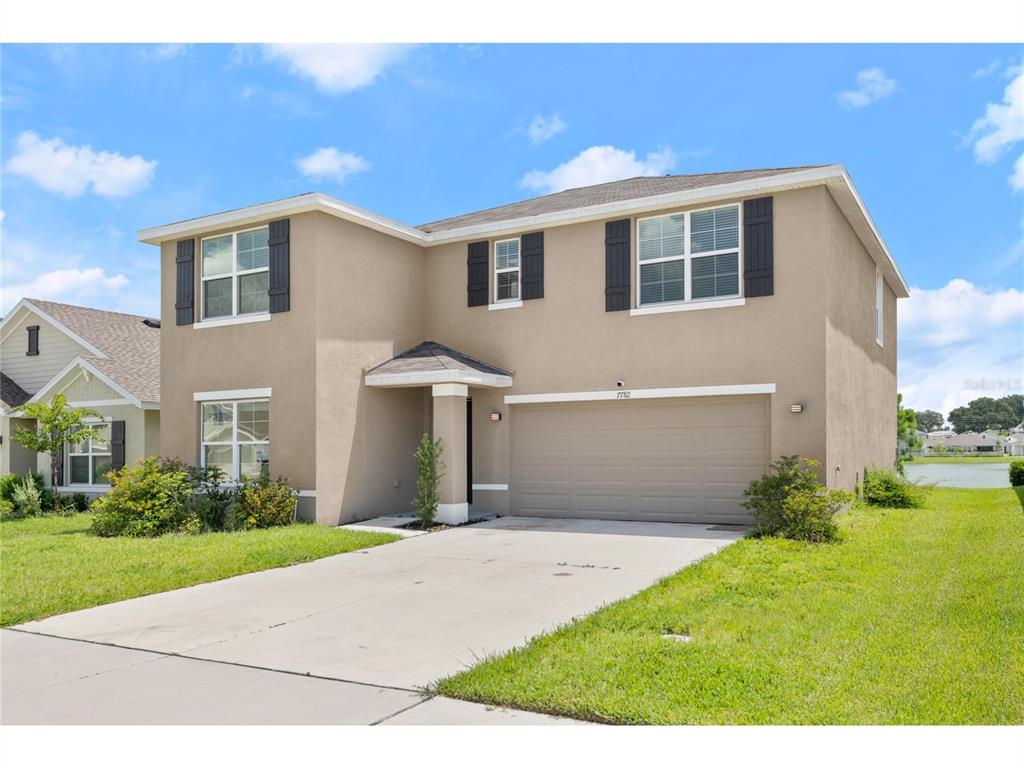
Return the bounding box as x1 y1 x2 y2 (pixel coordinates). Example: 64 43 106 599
910 455 1011 464
436 488 1024 724
0 514 398 627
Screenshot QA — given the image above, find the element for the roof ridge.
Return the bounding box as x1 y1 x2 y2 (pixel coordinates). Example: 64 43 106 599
26 297 158 323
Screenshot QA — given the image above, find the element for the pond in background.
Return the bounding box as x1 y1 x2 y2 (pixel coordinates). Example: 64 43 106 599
904 462 1011 488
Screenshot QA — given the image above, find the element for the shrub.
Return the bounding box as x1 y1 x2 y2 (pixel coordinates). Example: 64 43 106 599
89 457 193 537
11 475 43 518
0 498 15 520
743 456 851 542
778 487 852 543
1010 460 1024 487
412 433 445 527
69 492 91 513
0 471 44 504
160 458 235 531
863 468 928 508
233 476 296 530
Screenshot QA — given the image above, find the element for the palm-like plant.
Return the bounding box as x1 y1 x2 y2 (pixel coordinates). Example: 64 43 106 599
13 394 101 500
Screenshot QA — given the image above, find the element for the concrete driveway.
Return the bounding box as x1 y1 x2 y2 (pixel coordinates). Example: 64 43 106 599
2 516 740 724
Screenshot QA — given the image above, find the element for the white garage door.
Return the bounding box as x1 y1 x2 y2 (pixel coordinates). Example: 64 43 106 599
511 395 771 524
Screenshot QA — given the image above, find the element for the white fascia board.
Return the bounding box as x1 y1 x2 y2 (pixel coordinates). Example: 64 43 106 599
137 193 426 246
364 370 514 388
0 299 108 358
504 383 777 405
193 387 272 401
26 357 142 409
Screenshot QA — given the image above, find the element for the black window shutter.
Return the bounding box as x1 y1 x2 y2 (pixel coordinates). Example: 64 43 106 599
743 197 774 297
52 428 64 485
110 420 126 472
605 219 631 311
268 218 290 313
521 232 544 300
467 241 489 307
26 325 39 356
175 239 195 326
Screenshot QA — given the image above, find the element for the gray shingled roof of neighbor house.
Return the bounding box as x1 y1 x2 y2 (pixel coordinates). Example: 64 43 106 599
416 166 828 233
1 372 32 411
366 341 512 378
27 298 161 404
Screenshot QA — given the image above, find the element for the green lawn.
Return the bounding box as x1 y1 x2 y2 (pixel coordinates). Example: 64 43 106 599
436 488 1024 724
910 455 1011 464
0 514 398 627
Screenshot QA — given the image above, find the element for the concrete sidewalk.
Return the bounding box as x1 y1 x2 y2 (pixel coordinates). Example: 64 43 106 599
4 516 740 724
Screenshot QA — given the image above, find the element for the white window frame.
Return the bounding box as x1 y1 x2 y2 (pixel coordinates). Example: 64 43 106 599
636 203 744 308
199 399 270 481
875 270 884 347
493 237 521 304
200 226 271 321
67 417 112 487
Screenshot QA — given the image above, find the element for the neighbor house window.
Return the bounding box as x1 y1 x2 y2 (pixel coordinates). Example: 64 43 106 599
637 204 741 307
494 238 520 302
201 227 270 320
875 270 884 346
68 422 111 486
200 400 270 481
26 325 39 356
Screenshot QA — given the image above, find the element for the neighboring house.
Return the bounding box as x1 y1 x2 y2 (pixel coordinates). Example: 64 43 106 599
1007 434 1024 456
941 432 1002 453
140 164 907 526
0 299 160 494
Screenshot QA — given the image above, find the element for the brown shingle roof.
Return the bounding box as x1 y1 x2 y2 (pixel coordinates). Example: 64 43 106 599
417 166 827 233
26 298 160 404
1 373 32 411
367 341 511 378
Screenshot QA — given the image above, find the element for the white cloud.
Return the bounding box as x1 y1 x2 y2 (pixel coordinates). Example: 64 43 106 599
898 279 1024 415
973 58 1003 79
965 64 1024 192
6 131 157 198
527 114 567 145
295 147 370 185
520 145 677 194
836 67 897 109
263 44 412 94
1 267 129 311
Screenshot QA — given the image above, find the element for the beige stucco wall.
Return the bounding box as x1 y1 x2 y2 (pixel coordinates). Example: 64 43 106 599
158 213 319 496
424 186 834 513
824 193 898 490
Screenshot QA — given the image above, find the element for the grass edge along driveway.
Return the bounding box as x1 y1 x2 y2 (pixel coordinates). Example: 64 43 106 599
1 514 399 627
435 488 1024 725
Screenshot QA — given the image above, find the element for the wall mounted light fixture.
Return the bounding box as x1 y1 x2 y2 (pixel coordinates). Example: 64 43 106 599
490 411 502 422
790 403 805 414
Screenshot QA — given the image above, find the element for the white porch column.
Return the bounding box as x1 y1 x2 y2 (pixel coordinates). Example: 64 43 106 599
431 383 468 524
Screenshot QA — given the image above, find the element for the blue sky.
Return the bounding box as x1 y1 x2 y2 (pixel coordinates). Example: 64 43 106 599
1 43 1022 417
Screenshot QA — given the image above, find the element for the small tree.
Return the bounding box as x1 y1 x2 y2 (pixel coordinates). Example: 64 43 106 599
12 394 100 501
412 432 445 527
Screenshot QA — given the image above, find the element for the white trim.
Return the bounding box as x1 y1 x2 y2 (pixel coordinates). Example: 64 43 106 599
365 370 513 388
57 485 109 494
435 502 469 525
26 357 143 409
630 297 745 316
298 490 316 497
67 399 131 407
0 299 108 358
137 166 909 298
472 483 508 491
432 383 469 398
487 300 523 311
504 383 777 405
875 269 884 347
193 313 271 330
193 387 272 401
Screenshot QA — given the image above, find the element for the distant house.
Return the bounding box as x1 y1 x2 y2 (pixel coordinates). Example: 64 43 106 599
1007 434 1024 457
942 432 1001 453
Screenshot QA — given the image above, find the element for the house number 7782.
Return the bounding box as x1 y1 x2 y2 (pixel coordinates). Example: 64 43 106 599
616 391 631 399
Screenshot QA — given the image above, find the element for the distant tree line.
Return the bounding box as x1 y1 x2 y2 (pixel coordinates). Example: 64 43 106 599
907 394 1023 434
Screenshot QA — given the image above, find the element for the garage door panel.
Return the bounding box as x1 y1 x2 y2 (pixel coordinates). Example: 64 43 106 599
512 396 770 524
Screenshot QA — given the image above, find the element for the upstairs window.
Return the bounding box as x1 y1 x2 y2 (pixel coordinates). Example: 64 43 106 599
494 238 520 302
68 423 111 486
201 227 270 320
201 400 270 481
637 204 741 307
26 325 39 356
875 271 884 346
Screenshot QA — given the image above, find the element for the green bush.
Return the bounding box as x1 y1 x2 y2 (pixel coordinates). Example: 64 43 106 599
89 457 193 537
0 471 44 504
1010 460 1024 487
11 475 43 517
743 455 851 543
69 492 91 513
863 468 928 508
0 498 19 520
233 476 296 530
412 433 445 527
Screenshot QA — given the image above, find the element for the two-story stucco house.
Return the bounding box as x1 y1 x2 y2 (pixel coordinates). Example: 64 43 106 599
0 299 160 492
140 164 907 526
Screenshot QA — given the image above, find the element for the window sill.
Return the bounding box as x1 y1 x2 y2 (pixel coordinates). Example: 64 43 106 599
58 485 109 494
630 297 745 316
194 313 271 330
488 300 523 311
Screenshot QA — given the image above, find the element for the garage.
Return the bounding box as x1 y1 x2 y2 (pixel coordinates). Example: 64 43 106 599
511 395 771 524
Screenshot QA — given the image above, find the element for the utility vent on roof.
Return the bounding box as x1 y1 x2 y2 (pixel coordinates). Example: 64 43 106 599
143 318 161 328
